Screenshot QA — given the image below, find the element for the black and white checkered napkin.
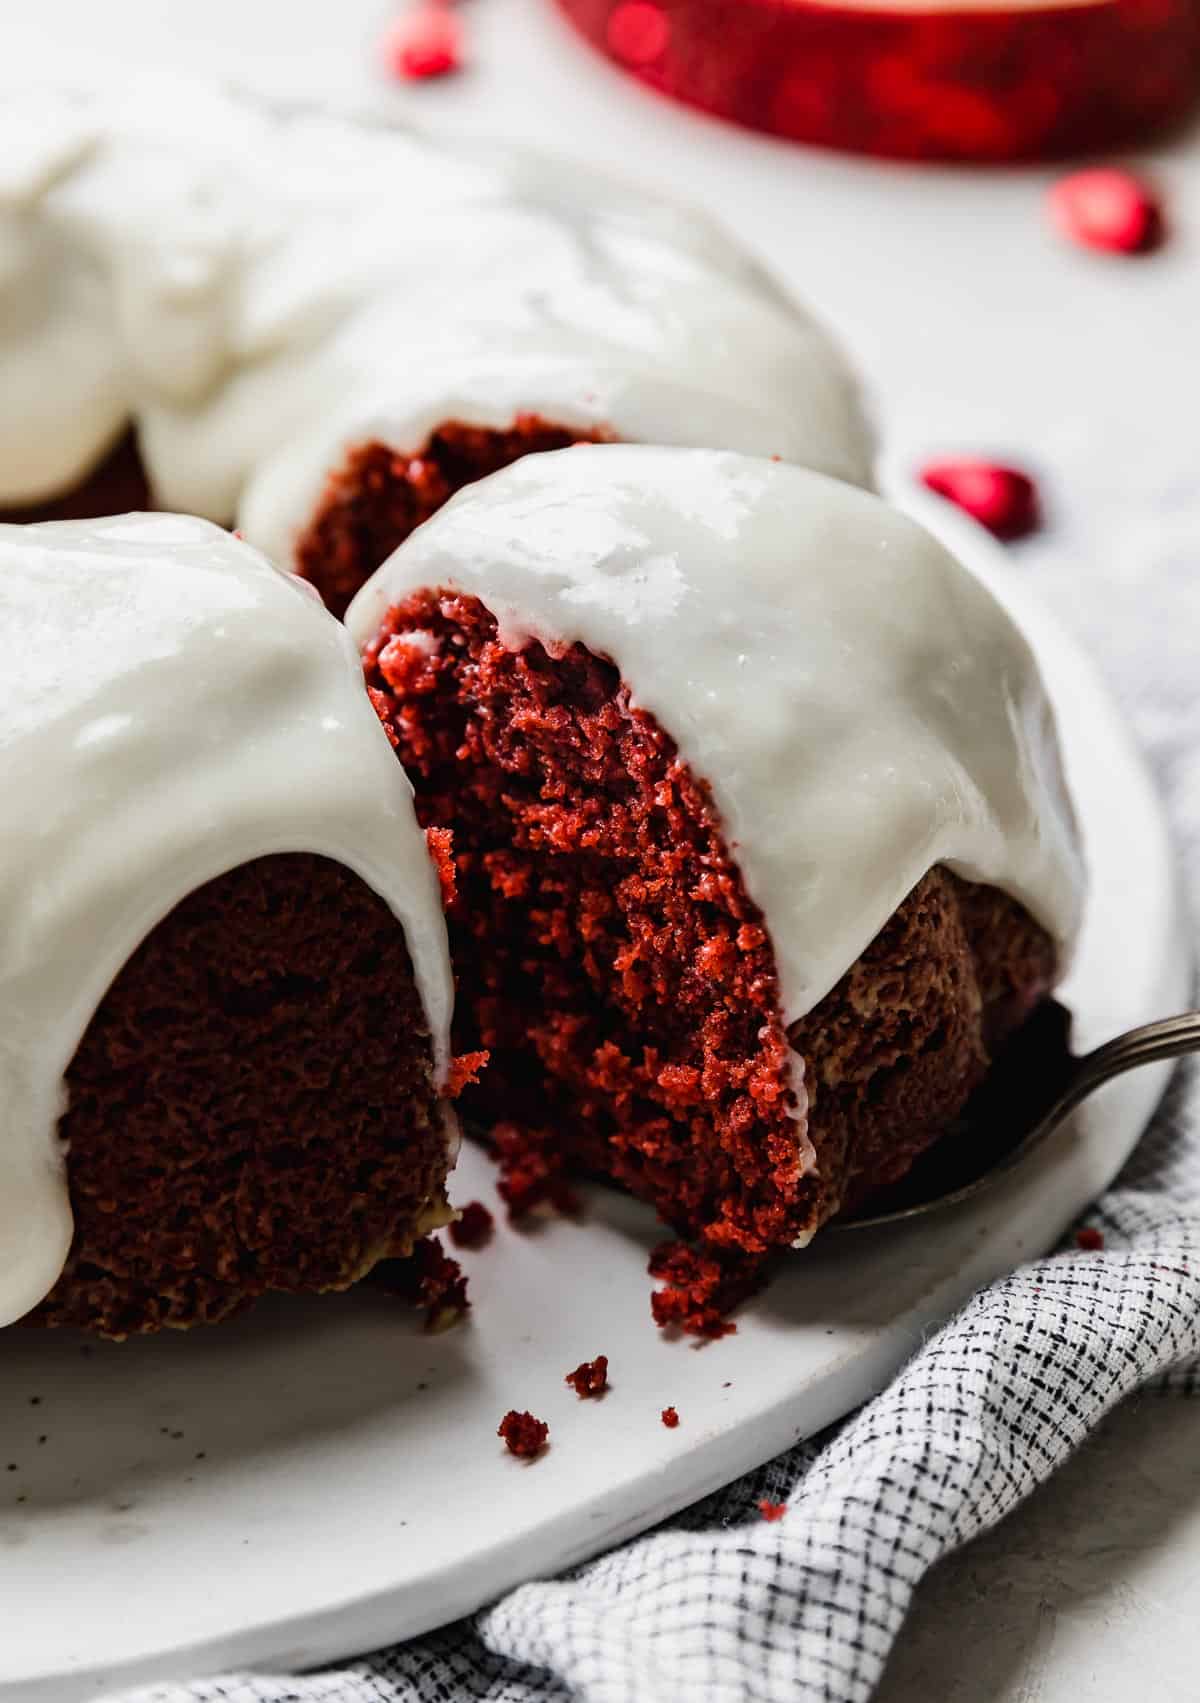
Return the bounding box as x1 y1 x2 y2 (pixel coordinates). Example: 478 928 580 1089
112 467 1200 1703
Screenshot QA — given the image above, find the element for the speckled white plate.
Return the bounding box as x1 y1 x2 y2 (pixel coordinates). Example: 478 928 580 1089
0 501 1187 1703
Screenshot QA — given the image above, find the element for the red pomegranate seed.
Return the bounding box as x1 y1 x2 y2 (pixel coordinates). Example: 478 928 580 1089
381 7 463 81
1076 1226 1105 1251
919 459 1040 541
1047 169 1163 255
605 2 670 66
759 1499 788 1522
661 1405 680 1429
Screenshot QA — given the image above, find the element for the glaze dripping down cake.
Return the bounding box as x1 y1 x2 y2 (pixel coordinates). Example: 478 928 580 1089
0 83 872 614
0 83 1088 1340
0 514 455 1338
348 446 1085 1258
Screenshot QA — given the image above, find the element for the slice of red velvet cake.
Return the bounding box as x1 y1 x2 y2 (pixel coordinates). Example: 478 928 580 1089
0 514 456 1339
347 446 1084 1275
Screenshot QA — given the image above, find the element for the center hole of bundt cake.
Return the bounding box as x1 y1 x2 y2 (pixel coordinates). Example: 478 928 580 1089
364 590 814 1257
295 419 614 618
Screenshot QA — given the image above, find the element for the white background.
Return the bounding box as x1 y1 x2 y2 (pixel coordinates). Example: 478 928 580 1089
7 4 1200 1696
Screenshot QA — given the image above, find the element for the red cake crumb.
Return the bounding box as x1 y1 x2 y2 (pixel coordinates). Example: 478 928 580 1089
1048 169 1163 255
1076 1226 1105 1251
493 1122 581 1220
447 1051 489 1099
759 1500 787 1523
499 1410 549 1458
381 6 463 80
426 826 457 909
367 687 400 749
565 1355 609 1398
371 1235 470 1331
648 1240 764 1340
418 1241 469 1331
919 459 1039 540
661 1406 680 1429
449 1200 495 1250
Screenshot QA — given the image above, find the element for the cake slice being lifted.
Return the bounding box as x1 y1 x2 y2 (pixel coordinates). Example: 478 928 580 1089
349 445 1084 1271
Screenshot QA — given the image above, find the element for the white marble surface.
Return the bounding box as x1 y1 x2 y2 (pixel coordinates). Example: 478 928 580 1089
6 5 1200 1697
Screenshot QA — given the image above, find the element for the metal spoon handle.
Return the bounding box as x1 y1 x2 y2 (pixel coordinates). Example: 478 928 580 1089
838 1008 1200 1229
1059 1011 1200 1121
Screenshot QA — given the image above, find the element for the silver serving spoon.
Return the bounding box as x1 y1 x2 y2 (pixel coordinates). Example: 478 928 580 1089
837 1003 1200 1229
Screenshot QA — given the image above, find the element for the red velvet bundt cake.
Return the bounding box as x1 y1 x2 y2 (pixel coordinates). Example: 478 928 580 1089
347 446 1085 1260
0 86 871 616
0 514 455 1339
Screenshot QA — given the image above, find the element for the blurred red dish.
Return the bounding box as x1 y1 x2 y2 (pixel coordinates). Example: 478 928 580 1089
556 0 1200 160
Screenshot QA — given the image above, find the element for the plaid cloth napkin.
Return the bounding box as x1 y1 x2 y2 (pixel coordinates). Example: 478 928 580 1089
111 449 1200 1703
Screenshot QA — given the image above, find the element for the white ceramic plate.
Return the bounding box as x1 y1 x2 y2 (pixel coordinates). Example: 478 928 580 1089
0 504 1187 1703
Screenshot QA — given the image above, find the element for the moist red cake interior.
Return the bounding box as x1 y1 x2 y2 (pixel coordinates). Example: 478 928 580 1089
35 853 447 1338
295 418 613 618
365 589 814 1257
365 590 1060 1266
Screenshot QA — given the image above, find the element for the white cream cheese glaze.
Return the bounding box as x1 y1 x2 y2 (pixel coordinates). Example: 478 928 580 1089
346 445 1085 1038
0 80 873 553
0 513 454 1329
